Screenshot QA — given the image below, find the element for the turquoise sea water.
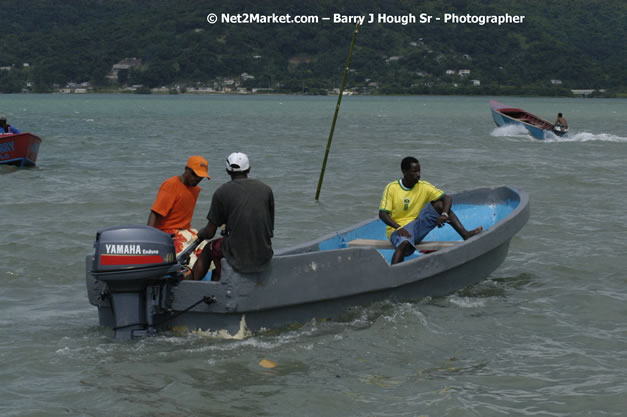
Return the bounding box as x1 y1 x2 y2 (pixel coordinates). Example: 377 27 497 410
1 94 626 416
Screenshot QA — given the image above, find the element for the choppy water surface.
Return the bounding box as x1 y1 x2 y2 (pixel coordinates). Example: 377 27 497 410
1 94 626 416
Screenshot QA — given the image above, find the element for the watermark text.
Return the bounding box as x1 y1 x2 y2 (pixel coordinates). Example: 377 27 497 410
207 12 526 25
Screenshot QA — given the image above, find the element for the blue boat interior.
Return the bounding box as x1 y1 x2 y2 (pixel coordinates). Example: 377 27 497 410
201 198 520 279
318 200 518 263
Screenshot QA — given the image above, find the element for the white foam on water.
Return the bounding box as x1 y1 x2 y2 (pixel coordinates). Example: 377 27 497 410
448 295 487 308
189 315 252 340
491 124 627 143
490 124 533 138
544 131 627 143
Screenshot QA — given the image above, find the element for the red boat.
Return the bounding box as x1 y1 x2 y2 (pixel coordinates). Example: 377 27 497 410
0 133 42 167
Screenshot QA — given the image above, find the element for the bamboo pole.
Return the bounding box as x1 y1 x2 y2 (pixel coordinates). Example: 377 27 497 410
315 23 360 201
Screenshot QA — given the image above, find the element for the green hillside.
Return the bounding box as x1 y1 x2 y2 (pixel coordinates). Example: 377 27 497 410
0 0 625 96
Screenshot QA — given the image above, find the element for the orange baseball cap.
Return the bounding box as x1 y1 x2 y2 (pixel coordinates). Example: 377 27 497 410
187 156 210 178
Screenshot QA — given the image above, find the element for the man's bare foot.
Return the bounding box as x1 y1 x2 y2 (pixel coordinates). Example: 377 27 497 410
463 226 483 240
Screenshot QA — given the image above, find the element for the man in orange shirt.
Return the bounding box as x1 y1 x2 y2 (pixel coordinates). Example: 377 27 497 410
148 156 210 265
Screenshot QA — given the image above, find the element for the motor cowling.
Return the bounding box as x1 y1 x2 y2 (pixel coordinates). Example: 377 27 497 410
91 225 180 339
93 225 176 277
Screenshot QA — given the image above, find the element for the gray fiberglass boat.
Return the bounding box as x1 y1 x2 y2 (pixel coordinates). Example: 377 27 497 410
86 185 529 339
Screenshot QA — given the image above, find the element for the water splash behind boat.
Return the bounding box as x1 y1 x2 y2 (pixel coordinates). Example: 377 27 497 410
544 131 627 143
491 125 627 143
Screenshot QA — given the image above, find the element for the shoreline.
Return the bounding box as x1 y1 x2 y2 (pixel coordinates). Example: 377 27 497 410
3 90 622 99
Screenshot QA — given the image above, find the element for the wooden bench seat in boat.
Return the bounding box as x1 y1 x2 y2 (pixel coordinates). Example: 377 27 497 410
347 239 460 251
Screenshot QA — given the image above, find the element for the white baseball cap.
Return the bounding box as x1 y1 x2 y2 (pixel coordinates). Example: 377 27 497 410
226 152 250 172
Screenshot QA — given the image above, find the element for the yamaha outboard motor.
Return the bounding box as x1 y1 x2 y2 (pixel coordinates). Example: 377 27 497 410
90 225 182 339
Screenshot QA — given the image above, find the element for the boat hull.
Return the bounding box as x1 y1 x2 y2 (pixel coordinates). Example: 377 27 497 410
87 186 529 337
0 133 42 167
490 100 558 140
166 240 512 335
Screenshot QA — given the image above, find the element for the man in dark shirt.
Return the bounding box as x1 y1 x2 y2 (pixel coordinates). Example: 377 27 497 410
0 115 21 134
192 152 274 281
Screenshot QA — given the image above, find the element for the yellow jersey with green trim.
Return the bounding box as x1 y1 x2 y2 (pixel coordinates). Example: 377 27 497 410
379 179 444 238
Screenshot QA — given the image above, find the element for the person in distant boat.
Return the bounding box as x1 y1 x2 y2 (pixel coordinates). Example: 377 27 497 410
379 156 483 265
148 155 210 266
192 152 274 281
554 113 568 131
0 115 21 134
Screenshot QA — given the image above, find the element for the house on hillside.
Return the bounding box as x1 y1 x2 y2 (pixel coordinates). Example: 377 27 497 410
571 89 605 97
105 58 142 82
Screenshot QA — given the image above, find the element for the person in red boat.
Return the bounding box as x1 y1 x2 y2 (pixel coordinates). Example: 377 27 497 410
0 115 21 134
148 156 210 267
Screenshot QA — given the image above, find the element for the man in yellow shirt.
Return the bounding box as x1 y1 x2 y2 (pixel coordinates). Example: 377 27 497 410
379 156 482 264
